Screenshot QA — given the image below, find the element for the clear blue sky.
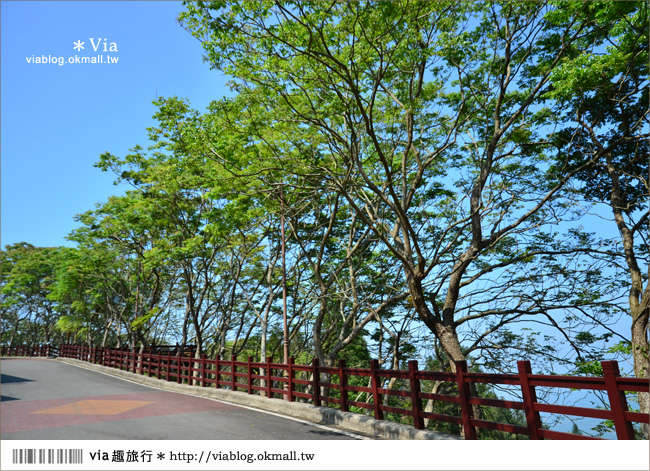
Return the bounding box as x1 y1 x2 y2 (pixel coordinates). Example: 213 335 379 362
1 1 229 249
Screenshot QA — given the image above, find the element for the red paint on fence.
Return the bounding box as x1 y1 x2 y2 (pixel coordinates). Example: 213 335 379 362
2 344 647 440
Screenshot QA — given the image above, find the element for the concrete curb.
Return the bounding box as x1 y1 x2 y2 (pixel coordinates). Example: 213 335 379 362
55 358 462 440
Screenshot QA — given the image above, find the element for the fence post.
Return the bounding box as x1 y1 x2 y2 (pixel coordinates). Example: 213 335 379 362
246 355 253 394
311 358 321 406
231 356 237 391
247 356 253 394
266 356 273 398
408 360 424 429
287 357 295 402
517 360 542 440
338 359 348 412
454 361 477 440
215 355 221 389
370 359 384 420
602 361 635 440
200 354 207 387
176 352 182 384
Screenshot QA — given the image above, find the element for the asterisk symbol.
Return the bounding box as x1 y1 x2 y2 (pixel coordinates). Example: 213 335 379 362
73 40 84 51
157 453 165 460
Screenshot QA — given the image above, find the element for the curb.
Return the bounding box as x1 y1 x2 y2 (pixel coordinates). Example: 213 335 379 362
55 357 462 440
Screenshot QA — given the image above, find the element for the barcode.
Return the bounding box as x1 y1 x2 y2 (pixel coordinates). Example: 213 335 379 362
12 449 83 465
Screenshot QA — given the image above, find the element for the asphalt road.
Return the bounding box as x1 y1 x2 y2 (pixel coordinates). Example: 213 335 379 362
0 358 361 440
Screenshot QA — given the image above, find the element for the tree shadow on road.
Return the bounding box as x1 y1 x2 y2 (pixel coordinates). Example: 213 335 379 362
1 373 34 384
1 374 33 402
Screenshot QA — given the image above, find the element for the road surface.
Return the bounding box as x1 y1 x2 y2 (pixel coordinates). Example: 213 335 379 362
1 358 362 440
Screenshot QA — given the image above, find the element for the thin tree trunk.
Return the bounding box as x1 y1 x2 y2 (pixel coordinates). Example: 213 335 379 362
605 153 649 438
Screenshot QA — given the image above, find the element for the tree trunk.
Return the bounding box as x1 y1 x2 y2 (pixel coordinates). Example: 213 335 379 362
422 381 445 429
631 304 649 439
407 272 483 437
605 153 649 438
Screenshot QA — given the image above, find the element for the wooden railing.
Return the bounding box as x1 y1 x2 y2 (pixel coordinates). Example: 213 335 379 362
1 345 56 358
2 344 648 439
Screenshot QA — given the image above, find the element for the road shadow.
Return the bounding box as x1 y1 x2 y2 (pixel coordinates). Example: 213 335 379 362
1 373 34 384
1 395 19 402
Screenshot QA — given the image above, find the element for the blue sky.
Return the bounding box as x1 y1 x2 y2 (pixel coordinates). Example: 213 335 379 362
1 1 229 248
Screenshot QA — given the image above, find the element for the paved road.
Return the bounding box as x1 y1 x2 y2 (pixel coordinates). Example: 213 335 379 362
1 358 361 440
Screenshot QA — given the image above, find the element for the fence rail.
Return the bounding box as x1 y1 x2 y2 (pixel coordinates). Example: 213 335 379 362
2 344 647 440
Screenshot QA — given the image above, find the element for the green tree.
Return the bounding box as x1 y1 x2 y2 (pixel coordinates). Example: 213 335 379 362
1 243 71 346
68 192 176 351
544 1 648 430
180 1 620 373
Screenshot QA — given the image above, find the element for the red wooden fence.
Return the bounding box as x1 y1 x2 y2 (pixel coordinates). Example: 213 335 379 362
2 344 648 440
